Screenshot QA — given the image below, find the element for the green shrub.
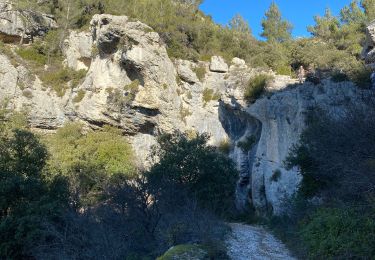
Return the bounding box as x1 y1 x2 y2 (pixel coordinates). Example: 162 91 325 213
45 123 136 206
179 104 192 124
331 70 349 82
16 45 47 65
124 79 140 92
237 135 257 152
147 132 238 216
276 65 292 76
41 69 86 97
270 169 282 182
157 244 208 260
73 89 86 103
346 63 372 89
300 207 375 259
193 65 207 82
218 138 231 154
244 74 272 103
202 88 221 105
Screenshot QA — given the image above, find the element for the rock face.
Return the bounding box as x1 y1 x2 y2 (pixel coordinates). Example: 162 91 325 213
63 31 93 71
0 13 367 215
209 55 228 73
364 20 375 87
362 20 375 69
222 78 362 214
0 1 57 43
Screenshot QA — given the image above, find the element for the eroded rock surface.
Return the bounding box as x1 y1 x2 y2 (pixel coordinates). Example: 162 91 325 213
0 0 57 43
362 20 375 69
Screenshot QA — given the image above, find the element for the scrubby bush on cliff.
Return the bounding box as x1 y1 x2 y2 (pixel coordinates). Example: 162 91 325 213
244 74 273 103
45 123 136 207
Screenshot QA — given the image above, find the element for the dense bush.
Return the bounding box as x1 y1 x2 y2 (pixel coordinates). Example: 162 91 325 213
0 110 69 259
300 206 375 259
45 123 136 207
244 74 273 103
147 132 238 216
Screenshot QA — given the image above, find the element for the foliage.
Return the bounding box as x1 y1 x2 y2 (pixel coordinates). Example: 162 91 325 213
202 88 220 104
193 65 207 82
40 68 87 97
229 14 252 35
0 116 69 259
16 45 47 65
218 138 231 154
157 244 208 260
270 169 282 182
300 206 375 259
147 132 238 216
45 123 135 207
244 74 272 103
72 89 86 103
307 8 341 43
237 135 257 152
261 2 293 43
286 103 375 200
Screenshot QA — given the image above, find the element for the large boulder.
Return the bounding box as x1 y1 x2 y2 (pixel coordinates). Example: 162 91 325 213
209 56 228 73
0 1 57 43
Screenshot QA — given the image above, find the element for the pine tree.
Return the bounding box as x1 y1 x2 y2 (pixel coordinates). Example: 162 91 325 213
361 0 375 21
307 8 340 42
261 2 293 43
229 13 252 35
340 0 366 24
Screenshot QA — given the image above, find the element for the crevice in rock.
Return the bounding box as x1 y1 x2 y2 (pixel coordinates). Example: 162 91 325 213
218 100 263 212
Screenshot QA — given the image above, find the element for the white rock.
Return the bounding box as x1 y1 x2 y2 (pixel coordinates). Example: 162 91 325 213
63 31 93 71
209 56 228 73
362 20 375 69
175 59 199 83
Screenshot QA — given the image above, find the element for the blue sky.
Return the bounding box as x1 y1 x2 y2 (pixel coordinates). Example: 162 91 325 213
200 0 353 39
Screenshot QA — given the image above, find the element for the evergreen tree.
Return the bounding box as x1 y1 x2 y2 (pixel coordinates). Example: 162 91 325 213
229 13 252 35
261 2 293 42
340 0 366 25
361 0 375 21
307 8 340 42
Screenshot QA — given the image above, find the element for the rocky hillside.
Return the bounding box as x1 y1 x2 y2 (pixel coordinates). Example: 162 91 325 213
1 2 374 216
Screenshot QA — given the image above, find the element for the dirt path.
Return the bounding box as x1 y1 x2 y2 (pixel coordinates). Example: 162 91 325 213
226 223 296 260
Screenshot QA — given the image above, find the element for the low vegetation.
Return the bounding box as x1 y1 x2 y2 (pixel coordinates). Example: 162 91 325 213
193 65 207 82
202 88 221 105
41 68 87 97
72 90 86 103
237 135 257 152
244 75 273 103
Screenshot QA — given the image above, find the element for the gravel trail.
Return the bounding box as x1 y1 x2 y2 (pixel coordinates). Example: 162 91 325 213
226 223 296 260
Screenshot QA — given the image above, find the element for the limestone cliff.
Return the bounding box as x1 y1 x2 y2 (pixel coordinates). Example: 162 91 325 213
0 10 371 215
